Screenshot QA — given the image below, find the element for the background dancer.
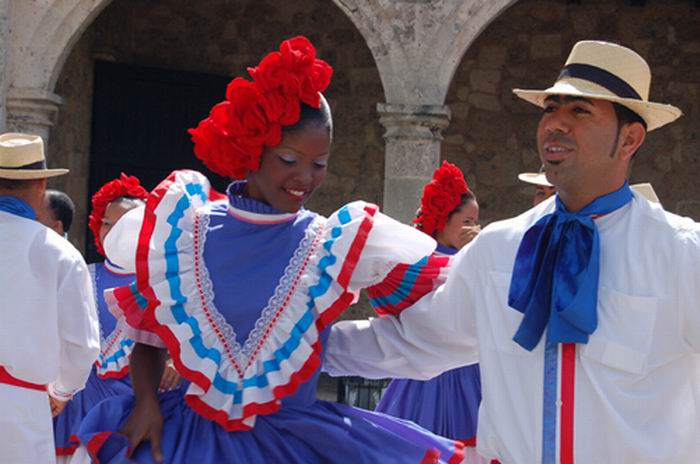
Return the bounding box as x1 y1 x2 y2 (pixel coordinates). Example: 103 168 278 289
375 161 484 461
53 173 148 461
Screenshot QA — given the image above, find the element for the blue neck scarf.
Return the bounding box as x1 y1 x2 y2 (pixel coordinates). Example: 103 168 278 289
508 182 633 351
0 196 36 220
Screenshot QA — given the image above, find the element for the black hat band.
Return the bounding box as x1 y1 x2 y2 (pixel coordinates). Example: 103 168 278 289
558 63 642 101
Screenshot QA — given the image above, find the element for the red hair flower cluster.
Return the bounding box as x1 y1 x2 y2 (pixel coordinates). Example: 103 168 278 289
89 173 148 256
414 161 470 236
189 36 333 180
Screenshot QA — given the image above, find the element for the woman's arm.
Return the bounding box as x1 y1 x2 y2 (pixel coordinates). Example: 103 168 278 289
120 343 166 462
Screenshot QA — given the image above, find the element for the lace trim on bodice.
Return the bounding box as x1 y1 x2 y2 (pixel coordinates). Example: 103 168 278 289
193 210 326 377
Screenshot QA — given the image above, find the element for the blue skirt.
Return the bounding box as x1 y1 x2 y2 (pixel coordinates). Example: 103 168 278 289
76 387 464 463
54 368 131 456
376 364 481 441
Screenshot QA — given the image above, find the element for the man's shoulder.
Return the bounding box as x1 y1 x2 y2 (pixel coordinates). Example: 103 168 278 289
633 196 699 239
30 222 85 263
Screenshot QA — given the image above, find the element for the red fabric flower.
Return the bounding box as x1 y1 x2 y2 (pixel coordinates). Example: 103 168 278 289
190 36 333 179
414 161 470 236
89 173 148 256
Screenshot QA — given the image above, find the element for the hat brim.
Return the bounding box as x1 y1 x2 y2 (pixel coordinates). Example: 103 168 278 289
518 172 553 187
630 182 660 203
0 168 69 180
513 80 682 131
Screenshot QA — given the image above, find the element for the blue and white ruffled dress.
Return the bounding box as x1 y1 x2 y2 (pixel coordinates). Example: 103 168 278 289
53 260 134 457
76 170 463 464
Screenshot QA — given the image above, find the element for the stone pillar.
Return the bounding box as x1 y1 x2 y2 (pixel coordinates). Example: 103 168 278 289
0 0 11 132
6 87 63 149
377 103 451 224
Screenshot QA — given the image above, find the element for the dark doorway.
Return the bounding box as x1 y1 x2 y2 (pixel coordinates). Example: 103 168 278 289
88 60 231 262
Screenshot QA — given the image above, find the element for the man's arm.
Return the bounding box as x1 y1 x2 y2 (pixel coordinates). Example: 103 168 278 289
680 221 700 352
48 256 100 401
324 243 479 380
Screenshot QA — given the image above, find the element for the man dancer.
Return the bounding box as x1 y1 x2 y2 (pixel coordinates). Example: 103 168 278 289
326 41 699 463
0 133 100 463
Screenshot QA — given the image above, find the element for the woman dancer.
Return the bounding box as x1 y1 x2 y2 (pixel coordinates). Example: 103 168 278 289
54 174 147 461
374 162 483 457
76 36 463 463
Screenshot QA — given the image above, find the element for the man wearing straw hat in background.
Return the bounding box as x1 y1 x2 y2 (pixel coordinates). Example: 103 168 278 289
519 165 660 208
0 133 100 463
326 41 700 463
519 166 556 207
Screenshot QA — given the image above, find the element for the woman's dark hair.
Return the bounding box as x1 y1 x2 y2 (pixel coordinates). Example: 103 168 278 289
283 96 333 135
447 191 476 219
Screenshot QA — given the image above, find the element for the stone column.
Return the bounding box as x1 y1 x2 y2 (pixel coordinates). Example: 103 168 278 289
6 87 63 149
0 0 11 132
377 103 451 224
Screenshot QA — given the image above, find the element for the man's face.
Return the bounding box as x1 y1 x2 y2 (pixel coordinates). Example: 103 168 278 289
537 96 626 204
532 185 556 207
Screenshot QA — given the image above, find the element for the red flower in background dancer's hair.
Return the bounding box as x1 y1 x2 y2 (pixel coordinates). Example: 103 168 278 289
89 173 148 256
414 161 470 237
189 35 333 180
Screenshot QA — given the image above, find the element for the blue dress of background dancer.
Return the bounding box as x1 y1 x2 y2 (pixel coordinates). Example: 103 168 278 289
375 244 482 444
76 170 463 464
53 260 133 457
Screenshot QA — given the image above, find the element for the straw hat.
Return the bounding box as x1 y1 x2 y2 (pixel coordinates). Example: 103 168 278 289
630 183 660 203
0 133 68 180
513 41 682 131
518 167 553 188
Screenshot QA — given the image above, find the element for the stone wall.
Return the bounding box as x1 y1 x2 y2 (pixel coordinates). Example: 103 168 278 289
443 0 700 223
48 3 386 209
48 0 385 320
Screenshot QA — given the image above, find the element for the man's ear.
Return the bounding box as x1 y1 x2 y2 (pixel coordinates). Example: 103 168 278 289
619 122 646 161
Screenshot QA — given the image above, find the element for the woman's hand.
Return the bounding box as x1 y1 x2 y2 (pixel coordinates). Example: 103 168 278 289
49 395 68 417
457 224 481 248
124 343 168 462
120 397 164 462
159 359 181 391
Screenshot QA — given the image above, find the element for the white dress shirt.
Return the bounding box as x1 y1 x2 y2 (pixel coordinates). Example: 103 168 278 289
0 211 100 399
325 192 700 464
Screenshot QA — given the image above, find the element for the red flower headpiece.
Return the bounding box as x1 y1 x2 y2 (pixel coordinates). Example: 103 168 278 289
89 173 148 256
414 161 470 236
189 36 333 179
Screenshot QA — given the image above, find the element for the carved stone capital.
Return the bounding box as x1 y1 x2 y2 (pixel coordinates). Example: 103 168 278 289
6 87 63 141
377 103 451 142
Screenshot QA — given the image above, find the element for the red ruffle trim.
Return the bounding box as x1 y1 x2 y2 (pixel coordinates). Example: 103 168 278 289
419 439 465 464
367 253 450 316
95 362 130 380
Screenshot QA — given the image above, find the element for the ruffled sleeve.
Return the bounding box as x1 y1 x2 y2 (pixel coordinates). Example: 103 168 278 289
103 170 219 348
324 202 450 316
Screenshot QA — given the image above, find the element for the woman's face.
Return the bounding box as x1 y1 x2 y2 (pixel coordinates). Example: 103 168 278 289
99 199 140 245
436 199 480 250
246 124 331 213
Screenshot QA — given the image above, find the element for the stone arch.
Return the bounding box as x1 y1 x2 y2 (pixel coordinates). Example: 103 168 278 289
331 0 517 105
11 0 113 91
